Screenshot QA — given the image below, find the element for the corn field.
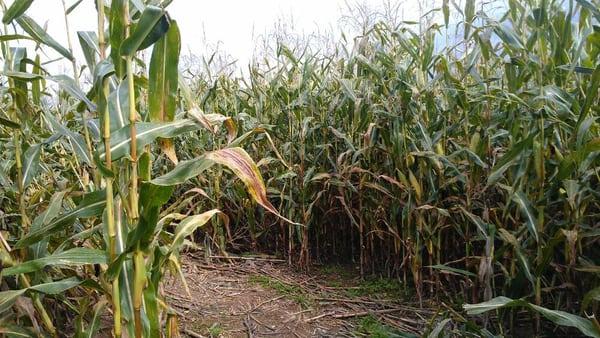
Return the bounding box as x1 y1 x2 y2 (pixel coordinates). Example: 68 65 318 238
0 0 599 337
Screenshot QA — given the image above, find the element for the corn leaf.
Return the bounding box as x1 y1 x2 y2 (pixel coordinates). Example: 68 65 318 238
98 119 201 161
148 20 180 122
120 5 169 56
171 209 227 252
2 0 33 24
464 297 600 338
16 15 74 60
15 190 107 248
2 248 107 276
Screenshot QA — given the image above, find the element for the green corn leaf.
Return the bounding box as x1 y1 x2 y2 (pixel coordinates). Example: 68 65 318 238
465 297 600 337
143 281 160 337
512 191 539 242
0 278 82 315
2 0 33 24
459 207 490 237
120 5 169 56
487 133 535 186
1 248 107 276
442 0 449 27
583 286 600 311
0 70 43 80
31 54 42 104
0 324 37 337
77 31 99 72
21 143 41 188
497 228 534 284
107 81 129 131
65 0 83 15
15 190 107 248
171 210 227 252
98 119 201 161
31 191 66 259
0 290 27 313
339 78 357 102
110 0 126 76
45 112 92 164
575 0 600 22
149 156 214 186
28 277 82 294
0 34 34 41
126 183 174 250
148 20 180 122
464 0 475 38
81 299 108 338
16 15 74 60
576 64 600 132
428 264 476 277
493 23 525 50
49 75 96 111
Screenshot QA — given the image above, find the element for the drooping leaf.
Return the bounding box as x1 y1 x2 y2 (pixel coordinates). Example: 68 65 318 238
152 147 299 225
512 191 539 242
493 23 525 50
98 119 201 161
15 190 107 248
0 116 20 128
464 297 600 338
2 248 107 276
49 75 96 111
45 112 92 164
0 290 26 313
16 15 74 60
27 277 82 294
0 278 82 314
428 264 476 277
120 5 169 56
171 210 227 252
487 133 535 185
77 31 99 73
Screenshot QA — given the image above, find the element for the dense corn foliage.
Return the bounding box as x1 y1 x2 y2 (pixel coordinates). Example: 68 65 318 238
0 0 599 336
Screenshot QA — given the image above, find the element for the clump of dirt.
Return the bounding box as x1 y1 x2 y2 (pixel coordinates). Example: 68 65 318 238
165 254 434 337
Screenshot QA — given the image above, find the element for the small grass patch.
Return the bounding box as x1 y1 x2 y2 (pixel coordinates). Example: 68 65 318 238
354 315 415 338
189 321 224 338
248 275 312 308
207 323 224 337
347 277 404 299
319 264 355 279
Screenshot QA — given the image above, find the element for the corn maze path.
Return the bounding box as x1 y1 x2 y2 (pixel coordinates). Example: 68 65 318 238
165 253 433 337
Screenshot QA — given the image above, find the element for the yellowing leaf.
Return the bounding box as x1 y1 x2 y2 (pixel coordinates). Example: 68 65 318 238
205 148 299 225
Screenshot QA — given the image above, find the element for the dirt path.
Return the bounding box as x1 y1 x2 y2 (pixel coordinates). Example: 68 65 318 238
166 254 433 337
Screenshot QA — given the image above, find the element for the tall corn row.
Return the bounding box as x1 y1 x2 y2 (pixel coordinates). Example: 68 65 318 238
182 0 600 335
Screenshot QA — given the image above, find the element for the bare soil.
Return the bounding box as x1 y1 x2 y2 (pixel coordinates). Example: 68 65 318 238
165 253 434 337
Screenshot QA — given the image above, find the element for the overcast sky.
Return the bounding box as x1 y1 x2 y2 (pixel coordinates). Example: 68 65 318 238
21 0 422 71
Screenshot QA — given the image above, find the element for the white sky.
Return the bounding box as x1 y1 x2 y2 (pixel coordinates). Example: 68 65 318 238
20 0 421 71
